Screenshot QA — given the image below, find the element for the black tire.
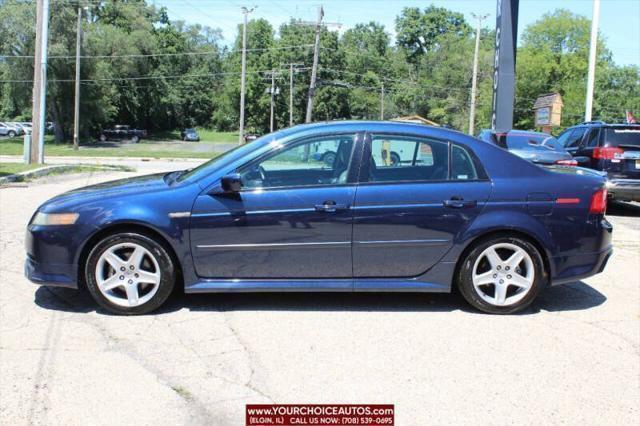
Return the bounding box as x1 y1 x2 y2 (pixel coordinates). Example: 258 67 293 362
99 134 107 142
8 130 16 137
85 232 176 315
390 151 401 166
456 234 547 314
321 151 336 167
131 135 140 143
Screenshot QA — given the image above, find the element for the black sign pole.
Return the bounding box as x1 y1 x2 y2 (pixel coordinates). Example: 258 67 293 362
491 0 520 132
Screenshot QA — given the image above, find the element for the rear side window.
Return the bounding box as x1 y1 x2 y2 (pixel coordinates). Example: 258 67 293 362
367 136 448 182
585 129 600 147
603 127 640 147
451 145 479 180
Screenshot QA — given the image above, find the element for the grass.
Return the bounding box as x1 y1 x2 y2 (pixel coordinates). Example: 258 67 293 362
0 135 224 159
0 162 44 177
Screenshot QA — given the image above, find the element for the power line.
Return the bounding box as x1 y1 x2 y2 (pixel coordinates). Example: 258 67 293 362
0 44 315 60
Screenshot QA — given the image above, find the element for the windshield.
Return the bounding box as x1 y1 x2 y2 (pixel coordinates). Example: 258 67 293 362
604 127 640 147
177 129 292 182
497 133 560 151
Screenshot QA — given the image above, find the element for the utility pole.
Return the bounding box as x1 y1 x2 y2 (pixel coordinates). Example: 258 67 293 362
468 13 488 135
584 0 600 122
380 82 385 120
73 5 83 150
30 0 50 164
289 63 294 127
305 6 323 123
238 6 256 144
270 69 276 132
285 63 304 127
298 7 340 123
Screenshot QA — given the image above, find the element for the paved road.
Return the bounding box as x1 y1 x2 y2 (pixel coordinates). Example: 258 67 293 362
1 167 639 425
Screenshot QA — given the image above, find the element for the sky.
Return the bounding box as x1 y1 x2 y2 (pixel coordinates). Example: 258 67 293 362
156 0 640 66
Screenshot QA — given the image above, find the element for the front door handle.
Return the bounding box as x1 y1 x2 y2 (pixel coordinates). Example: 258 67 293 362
443 197 477 209
314 201 349 213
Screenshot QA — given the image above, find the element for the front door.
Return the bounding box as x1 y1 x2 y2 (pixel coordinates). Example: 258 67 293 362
352 134 491 279
190 133 360 279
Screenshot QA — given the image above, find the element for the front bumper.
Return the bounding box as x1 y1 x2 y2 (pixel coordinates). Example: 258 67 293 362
606 179 640 202
24 223 95 289
25 256 77 288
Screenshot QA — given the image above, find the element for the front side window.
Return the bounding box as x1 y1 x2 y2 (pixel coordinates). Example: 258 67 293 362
239 134 356 189
366 136 449 182
564 127 587 148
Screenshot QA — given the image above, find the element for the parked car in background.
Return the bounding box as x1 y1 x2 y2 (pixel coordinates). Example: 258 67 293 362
9 122 30 135
181 128 200 142
19 122 33 133
478 129 576 166
557 121 640 201
0 122 23 137
26 121 612 315
243 133 259 143
99 125 147 143
313 137 417 167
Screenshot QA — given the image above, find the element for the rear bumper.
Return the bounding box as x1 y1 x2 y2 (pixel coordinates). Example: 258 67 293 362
606 179 640 202
24 256 78 289
550 217 613 286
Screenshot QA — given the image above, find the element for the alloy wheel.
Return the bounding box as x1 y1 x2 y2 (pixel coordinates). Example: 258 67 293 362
95 242 161 307
471 242 535 307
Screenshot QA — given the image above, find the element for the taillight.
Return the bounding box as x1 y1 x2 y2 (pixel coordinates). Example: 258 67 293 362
589 188 608 214
555 159 578 166
593 147 623 159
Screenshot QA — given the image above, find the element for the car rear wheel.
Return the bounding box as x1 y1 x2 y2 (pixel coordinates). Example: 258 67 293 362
321 151 336 167
99 134 107 142
131 135 140 143
390 152 401 167
85 233 176 315
457 235 546 314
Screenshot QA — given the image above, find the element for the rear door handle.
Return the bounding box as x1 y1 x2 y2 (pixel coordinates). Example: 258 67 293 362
443 198 477 209
314 201 349 213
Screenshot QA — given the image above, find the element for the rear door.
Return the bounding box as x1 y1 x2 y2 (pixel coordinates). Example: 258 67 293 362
575 128 601 168
352 133 491 280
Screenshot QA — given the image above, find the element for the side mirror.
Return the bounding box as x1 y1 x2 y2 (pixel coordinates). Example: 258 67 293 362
220 173 243 193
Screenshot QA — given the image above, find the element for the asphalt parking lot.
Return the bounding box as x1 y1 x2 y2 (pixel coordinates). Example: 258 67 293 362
1 165 638 425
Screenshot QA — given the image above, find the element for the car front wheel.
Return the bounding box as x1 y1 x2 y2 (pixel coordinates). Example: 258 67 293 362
8 130 16 137
85 233 176 315
457 235 546 314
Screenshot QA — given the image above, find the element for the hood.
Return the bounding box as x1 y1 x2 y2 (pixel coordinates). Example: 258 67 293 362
41 172 170 212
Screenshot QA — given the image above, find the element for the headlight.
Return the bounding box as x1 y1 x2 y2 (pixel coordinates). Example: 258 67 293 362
31 212 79 226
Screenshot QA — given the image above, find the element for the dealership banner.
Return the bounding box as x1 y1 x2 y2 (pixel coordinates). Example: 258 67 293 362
246 404 394 425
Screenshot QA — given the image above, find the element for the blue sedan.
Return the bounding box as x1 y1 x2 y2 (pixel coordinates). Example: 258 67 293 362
25 121 613 315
